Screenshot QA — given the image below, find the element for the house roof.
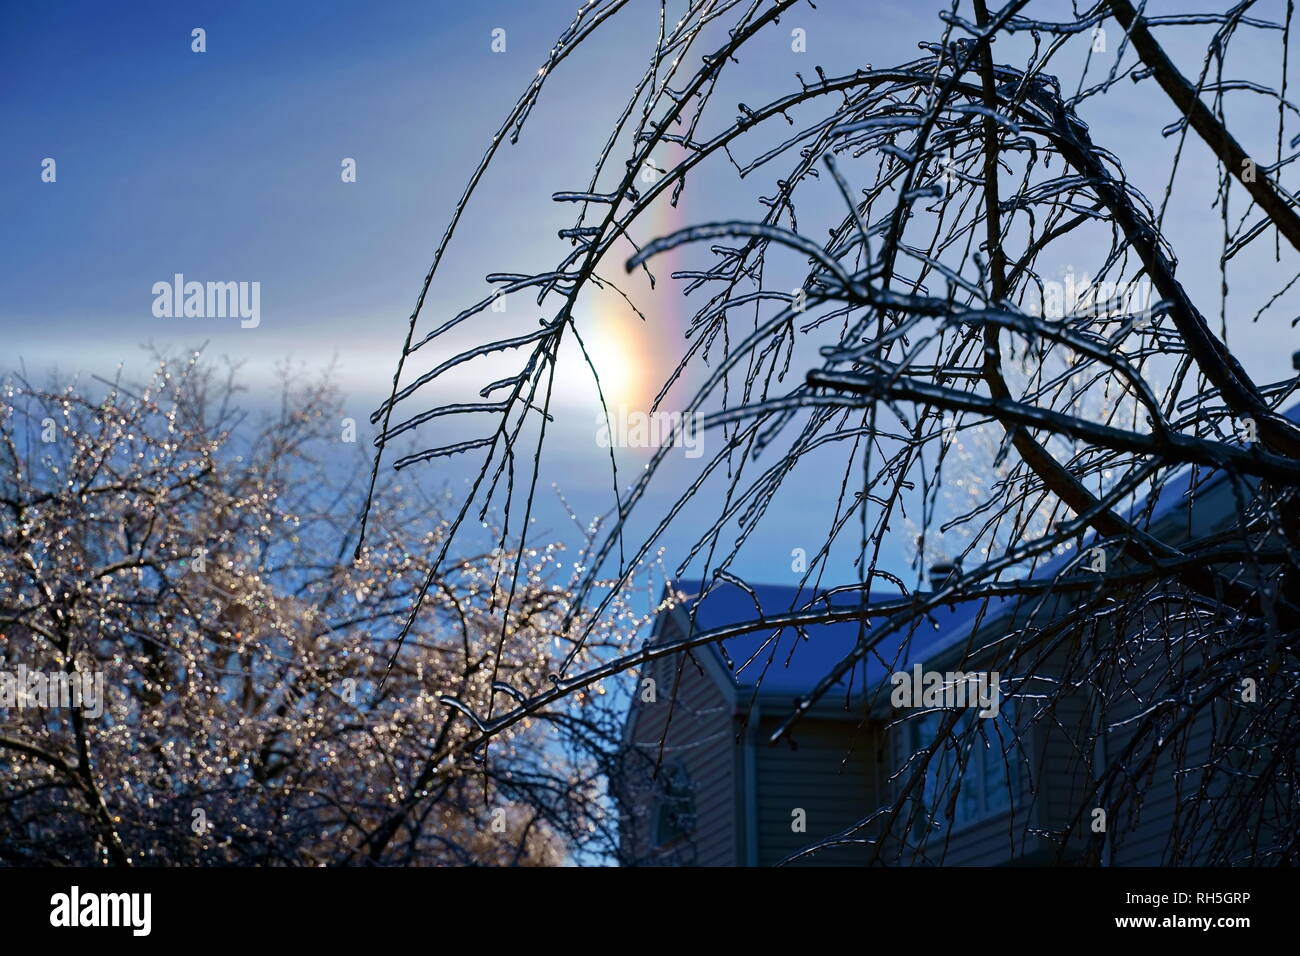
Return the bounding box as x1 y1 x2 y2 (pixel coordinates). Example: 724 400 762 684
902 399 1300 670
1123 400 1300 530
664 579 1013 701
660 402 1300 703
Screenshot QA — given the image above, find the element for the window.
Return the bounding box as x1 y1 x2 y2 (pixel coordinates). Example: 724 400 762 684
651 765 694 847
901 700 1020 834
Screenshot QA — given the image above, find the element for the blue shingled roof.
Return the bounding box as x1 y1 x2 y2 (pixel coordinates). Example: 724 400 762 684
1003 400 1300 586
668 579 1014 699
1117 401 1300 530
665 402 1300 699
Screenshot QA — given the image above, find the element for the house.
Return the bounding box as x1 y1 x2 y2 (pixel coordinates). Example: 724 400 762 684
619 419 1294 866
617 578 1020 865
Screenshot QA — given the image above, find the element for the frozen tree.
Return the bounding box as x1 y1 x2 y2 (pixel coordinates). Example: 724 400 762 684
0 352 661 865
366 0 1300 864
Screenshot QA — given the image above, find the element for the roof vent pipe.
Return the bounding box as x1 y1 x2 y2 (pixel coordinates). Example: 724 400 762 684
929 560 960 591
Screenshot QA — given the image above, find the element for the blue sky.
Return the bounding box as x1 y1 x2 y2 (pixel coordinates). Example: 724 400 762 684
2 0 591 385
5 0 1300 592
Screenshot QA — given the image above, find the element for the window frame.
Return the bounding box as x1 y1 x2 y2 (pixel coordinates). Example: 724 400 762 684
898 697 1022 836
650 763 695 848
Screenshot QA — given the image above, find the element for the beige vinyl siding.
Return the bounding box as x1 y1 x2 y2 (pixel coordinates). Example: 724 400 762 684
752 716 882 866
622 617 739 865
927 807 1040 865
1031 670 1098 861
1029 610 1230 865
1096 624 1221 866
1105 716 1218 865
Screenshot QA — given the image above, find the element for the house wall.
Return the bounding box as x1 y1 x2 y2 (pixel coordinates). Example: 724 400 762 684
752 715 882 866
888 614 1225 865
1031 665 1097 862
1033 615 1228 865
916 805 1038 865
620 616 740 865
